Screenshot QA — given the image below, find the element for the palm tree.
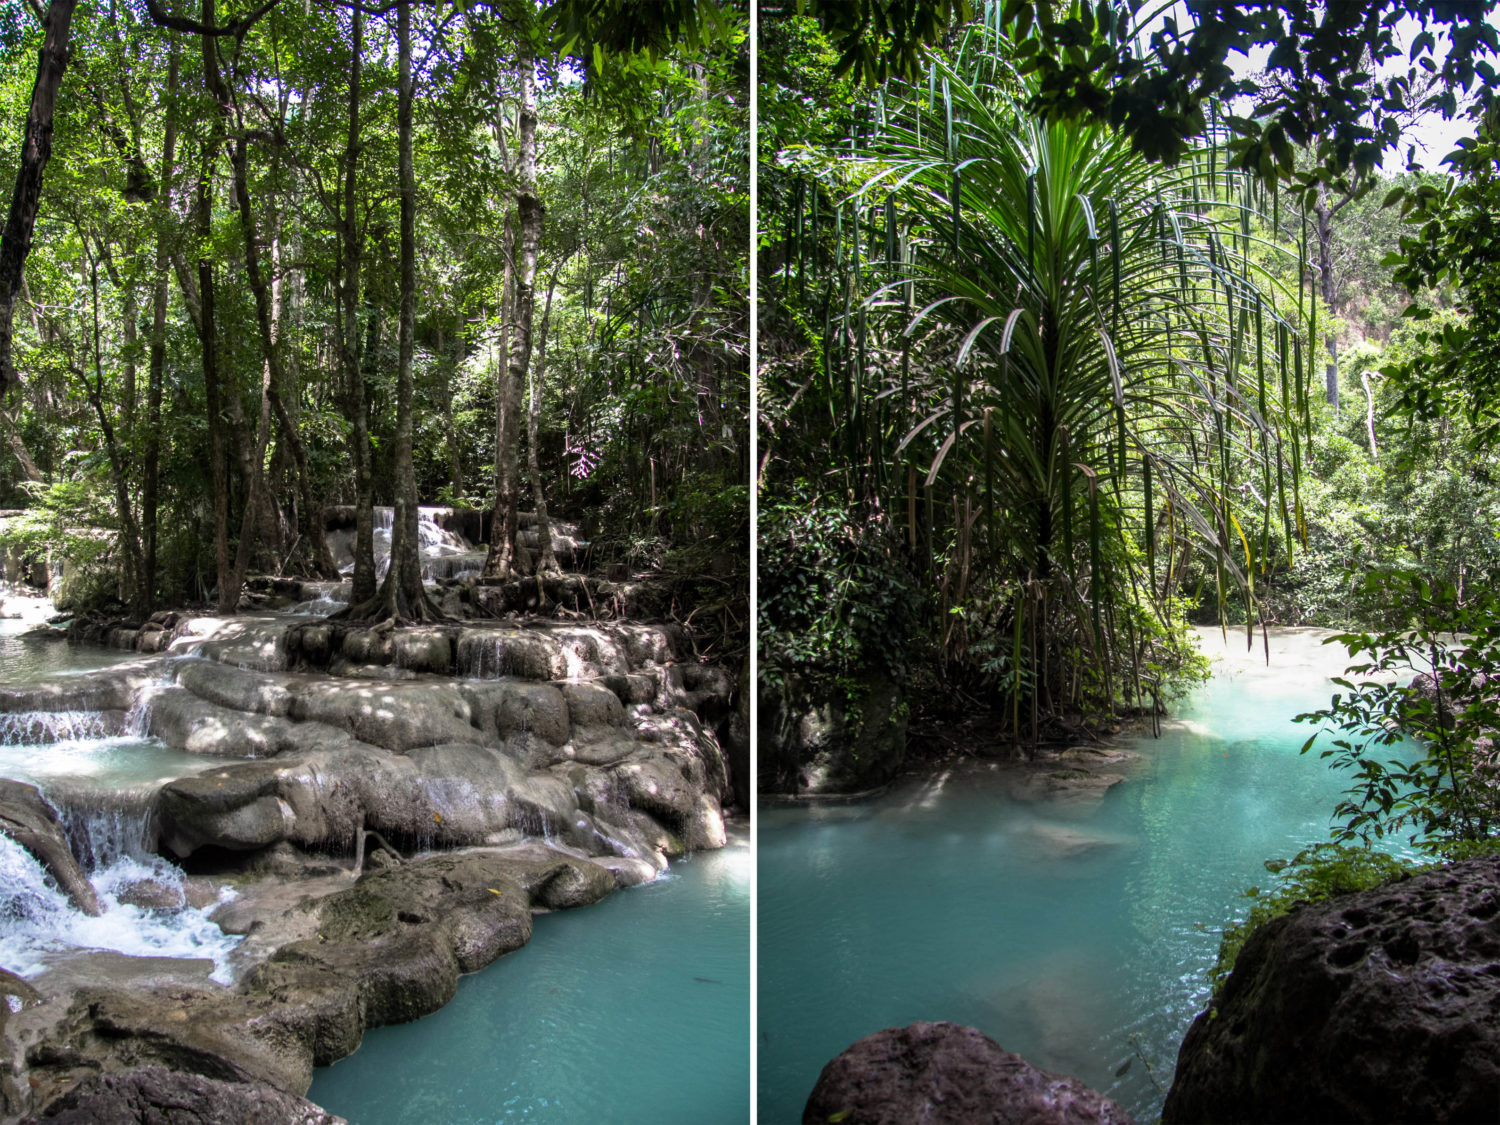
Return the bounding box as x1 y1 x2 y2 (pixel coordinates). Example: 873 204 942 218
806 30 1312 742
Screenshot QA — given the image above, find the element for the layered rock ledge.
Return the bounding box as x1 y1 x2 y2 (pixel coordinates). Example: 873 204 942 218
0 591 738 1121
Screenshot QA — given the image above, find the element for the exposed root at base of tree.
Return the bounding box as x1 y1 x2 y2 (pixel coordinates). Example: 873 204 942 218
332 567 449 625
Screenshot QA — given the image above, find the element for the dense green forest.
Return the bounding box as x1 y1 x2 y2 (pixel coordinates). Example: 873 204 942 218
0 0 748 638
757 1 1500 804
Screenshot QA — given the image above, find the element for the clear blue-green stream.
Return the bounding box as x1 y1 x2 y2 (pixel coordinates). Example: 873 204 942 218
309 824 750 1124
758 627 1372 1123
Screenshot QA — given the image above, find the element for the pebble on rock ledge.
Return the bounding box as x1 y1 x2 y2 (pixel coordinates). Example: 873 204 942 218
803 1021 1135 1125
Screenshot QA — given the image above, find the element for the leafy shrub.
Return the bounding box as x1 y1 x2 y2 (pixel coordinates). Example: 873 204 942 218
1296 569 1500 853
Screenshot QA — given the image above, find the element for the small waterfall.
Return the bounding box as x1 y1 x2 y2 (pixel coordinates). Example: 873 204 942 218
458 634 511 679
56 795 155 872
561 640 589 680
0 711 119 745
122 664 177 737
287 594 349 616
0 833 240 983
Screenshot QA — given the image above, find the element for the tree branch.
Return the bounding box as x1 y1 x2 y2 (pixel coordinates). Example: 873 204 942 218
142 0 280 38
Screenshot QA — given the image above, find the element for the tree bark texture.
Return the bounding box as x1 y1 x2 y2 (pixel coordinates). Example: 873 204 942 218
0 0 79 394
353 0 439 623
485 26 541 580
143 45 180 612
528 262 562 575
342 4 377 605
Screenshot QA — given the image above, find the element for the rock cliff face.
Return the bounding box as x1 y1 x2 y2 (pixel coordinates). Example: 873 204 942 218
760 669 907 796
803 1021 1134 1125
1164 855 1500 1124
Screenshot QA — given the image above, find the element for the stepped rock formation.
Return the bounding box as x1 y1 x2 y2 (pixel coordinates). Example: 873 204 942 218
804 1021 1134 1125
1163 856 1500 1123
0 505 741 1121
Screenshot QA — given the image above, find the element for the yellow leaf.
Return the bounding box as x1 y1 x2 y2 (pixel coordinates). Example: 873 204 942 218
433 813 442 823
487 888 501 895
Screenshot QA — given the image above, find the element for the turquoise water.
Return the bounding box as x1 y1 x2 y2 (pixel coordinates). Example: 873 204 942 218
758 628 1387 1123
0 617 139 681
309 825 751 1124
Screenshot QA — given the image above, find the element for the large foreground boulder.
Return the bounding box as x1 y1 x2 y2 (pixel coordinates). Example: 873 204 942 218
803 1021 1134 1125
1163 855 1500 1123
20 1066 344 1124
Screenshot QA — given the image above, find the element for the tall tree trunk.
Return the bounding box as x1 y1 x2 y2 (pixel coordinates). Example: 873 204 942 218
196 141 231 610
354 0 439 622
227 142 274 600
195 0 238 611
342 4 377 605
230 122 339 580
0 0 79 393
440 308 463 497
2 400 41 482
484 26 541 580
528 261 562 576
142 44 179 611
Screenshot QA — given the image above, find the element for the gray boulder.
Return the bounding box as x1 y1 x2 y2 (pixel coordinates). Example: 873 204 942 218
1163 855 1500 1123
804 1021 1134 1125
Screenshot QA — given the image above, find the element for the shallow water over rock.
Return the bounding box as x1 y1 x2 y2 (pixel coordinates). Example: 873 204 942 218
758 627 1386 1123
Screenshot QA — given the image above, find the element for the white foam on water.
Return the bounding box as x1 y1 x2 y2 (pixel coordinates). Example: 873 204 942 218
0 711 116 745
0 834 240 984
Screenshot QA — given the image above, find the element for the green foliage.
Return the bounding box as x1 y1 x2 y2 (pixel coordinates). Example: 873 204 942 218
758 483 915 693
1384 103 1500 448
761 16 1310 744
1297 569 1500 853
1008 0 1499 193
1210 843 1415 998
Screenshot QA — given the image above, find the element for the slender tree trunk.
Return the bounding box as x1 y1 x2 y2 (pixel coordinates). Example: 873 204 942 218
229 124 339 579
484 27 541 579
142 44 179 611
342 4 377 604
354 0 438 622
528 261 563 575
196 141 231 610
1315 184 1339 413
227 142 275 598
85 249 145 612
441 308 463 497
0 0 79 393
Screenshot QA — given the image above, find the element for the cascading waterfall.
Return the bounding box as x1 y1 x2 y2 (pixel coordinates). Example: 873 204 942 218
0 833 240 983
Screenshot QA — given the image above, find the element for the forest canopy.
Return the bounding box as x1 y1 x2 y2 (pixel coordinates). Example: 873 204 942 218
0 0 749 635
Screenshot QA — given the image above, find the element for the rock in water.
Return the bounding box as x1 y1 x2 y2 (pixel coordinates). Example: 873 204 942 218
0 779 101 916
21 1066 344 1124
1163 855 1500 1123
803 1021 1134 1124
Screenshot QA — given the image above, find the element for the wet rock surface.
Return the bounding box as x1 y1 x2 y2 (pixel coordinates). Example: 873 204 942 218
0 508 740 1122
2 846 630 1120
1163 855 1500 1124
19 1066 345 1124
803 1021 1135 1125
